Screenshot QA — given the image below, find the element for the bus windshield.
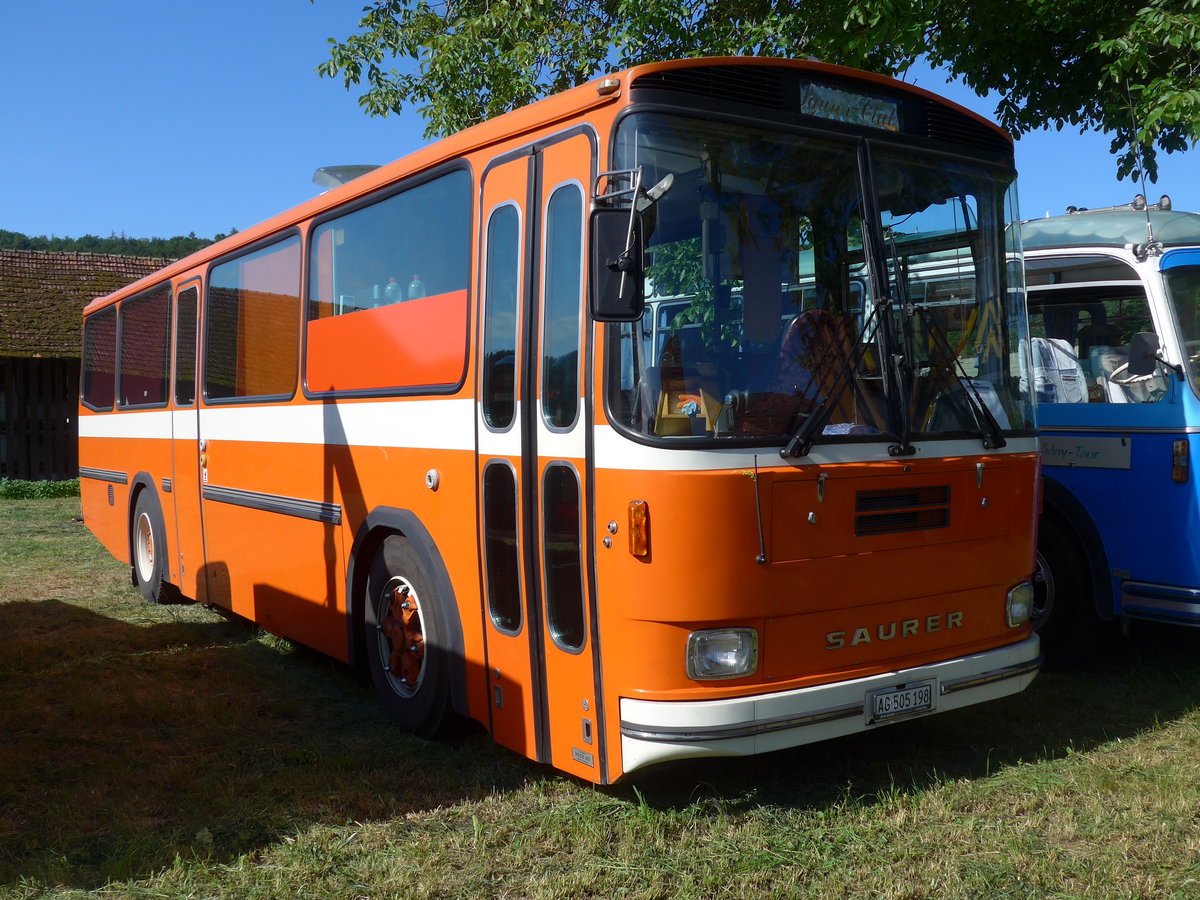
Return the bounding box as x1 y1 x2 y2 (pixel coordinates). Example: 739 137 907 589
1166 264 1200 397
606 112 1033 445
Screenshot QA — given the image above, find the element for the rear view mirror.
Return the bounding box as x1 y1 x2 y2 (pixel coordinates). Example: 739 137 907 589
1128 331 1161 377
589 207 645 322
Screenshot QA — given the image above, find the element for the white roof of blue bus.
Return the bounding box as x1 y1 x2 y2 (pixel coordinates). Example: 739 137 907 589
1021 208 1200 250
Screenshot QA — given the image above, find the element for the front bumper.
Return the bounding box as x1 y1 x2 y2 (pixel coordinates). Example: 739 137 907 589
619 635 1040 774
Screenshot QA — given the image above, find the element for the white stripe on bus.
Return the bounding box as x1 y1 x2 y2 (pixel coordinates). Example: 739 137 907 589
79 405 1038 468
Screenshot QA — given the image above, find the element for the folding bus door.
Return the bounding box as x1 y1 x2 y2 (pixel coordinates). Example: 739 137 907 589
476 129 604 781
168 280 207 601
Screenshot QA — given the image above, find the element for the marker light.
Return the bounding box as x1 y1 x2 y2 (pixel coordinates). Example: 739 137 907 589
1006 582 1035 628
1174 439 1189 483
687 628 759 680
628 500 649 557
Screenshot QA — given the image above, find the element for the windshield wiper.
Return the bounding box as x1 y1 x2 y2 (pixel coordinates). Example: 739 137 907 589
914 304 1007 450
779 299 884 459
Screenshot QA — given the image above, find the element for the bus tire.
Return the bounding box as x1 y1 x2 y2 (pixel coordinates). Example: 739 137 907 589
131 491 177 604
364 535 456 737
1033 514 1098 668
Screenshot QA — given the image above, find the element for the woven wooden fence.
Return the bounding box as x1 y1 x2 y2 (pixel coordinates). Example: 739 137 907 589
0 356 79 481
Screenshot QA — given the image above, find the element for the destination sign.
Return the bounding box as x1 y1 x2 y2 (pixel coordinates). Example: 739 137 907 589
798 83 901 132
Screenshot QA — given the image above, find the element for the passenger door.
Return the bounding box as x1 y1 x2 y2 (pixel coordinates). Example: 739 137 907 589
476 129 603 781
169 280 207 601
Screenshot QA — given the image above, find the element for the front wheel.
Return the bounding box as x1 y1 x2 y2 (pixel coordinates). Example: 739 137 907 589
1033 515 1099 668
364 536 456 737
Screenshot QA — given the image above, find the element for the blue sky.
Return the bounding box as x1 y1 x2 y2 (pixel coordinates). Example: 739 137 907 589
2 0 1195 240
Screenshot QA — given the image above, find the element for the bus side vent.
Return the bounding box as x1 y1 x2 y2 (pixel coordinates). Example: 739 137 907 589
923 101 1010 154
631 66 785 109
855 485 951 536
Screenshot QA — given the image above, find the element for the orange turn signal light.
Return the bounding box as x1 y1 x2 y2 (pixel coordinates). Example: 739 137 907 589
629 500 649 557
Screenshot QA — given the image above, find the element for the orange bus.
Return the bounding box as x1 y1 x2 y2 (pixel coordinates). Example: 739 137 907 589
79 57 1040 783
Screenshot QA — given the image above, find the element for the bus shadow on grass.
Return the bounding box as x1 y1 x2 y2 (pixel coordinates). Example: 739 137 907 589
629 622 1200 811
0 598 530 890
6 594 1200 888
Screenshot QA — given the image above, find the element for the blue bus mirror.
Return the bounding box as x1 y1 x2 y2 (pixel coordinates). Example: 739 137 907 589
1128 331 1161 377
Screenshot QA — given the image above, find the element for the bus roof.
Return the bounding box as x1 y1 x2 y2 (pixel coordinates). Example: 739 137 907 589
1022 207 1200 251
84 56 1011 314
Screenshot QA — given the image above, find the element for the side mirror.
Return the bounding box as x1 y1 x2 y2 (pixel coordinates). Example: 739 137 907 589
589 207 645 322
1128 331 1161 377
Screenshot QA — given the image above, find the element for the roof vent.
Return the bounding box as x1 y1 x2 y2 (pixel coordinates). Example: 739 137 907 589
312 165 380 189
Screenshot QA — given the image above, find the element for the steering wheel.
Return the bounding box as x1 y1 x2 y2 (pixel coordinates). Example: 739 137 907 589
1107 362 1154 386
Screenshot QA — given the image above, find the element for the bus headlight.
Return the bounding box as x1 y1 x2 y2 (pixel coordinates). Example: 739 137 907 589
686 628 759 680
1006 582 1034 628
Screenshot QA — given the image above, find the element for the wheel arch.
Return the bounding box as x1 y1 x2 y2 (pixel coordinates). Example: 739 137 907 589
346 507 469 717
1040 475 1115 621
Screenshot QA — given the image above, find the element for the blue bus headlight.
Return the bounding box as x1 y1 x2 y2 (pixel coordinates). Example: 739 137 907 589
1006 582 1034 628
687 628 759 680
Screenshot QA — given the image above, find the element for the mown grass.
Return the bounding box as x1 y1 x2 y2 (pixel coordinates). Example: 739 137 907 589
4 498 1200 898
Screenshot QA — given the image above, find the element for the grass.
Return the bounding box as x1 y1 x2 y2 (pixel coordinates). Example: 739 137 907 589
5 499 1200 898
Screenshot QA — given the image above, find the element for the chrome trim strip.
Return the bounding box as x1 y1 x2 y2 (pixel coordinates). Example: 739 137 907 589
1041 425 1200 435
202 485 342 525
1122 607 1200 628
79 466 128 485
161 478 172 493
1121 582 1200 627
1124 581 1200 604
620 700 864 743
939 656 1043 696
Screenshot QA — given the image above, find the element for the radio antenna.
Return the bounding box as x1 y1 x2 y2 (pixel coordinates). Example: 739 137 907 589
1126 79 1157 248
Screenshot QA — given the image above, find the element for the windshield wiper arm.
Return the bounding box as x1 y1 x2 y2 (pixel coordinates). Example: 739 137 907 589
780 299 884 460
881 231 920 457
915 304 1007 450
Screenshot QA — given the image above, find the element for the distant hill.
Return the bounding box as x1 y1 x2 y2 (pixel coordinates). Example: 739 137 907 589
0 228 236 259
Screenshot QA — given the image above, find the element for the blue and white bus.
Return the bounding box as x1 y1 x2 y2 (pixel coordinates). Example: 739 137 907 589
1022 196 1200 661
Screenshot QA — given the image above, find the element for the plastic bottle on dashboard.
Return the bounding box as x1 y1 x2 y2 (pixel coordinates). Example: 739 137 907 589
407 274 425 300
384 277 401 302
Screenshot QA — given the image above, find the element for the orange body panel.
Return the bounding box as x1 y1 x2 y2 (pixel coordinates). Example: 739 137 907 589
592 455 1037 693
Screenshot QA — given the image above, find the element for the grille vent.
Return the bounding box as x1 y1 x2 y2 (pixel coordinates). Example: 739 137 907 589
856 485 951 536
923 100 1010 154
631 66 785 109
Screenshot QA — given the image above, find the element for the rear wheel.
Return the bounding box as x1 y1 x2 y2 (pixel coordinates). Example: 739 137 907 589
364 536 456 737
1033 515 1099 667
132 492 177 604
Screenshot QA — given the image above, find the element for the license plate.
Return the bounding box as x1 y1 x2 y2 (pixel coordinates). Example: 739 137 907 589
867 680 935 723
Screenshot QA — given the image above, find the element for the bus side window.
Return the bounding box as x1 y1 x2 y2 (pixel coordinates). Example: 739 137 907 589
205 236 302 401
308 170 470 318
175 286 198 407
541 185 583 430
82 306 117 411
304 169 472 394
482 204 521 429
118 284 171 409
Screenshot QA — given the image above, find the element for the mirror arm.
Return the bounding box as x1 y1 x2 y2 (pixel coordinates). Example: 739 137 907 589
1158 352 1186 380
